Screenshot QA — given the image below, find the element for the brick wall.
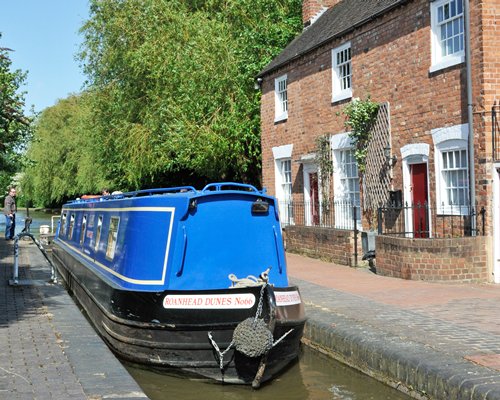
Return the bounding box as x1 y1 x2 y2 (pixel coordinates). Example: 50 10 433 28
375 235 492 283
262 0 470 196
260 0 494 224
284 225 357 265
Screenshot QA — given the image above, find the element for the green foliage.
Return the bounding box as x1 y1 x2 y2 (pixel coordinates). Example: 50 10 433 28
79 0 302 190
0 37 32 193
22 95 107 206
315 134 333 207
22 1 302 206
343 97 379 174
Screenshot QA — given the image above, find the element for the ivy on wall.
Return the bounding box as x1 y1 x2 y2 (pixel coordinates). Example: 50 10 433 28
315 134 333 211
343 97 379 174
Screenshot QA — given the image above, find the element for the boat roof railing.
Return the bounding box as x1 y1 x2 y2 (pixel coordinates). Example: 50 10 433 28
201 182 264 193
68 183 267 204
69 186 197 203
129 186 197 197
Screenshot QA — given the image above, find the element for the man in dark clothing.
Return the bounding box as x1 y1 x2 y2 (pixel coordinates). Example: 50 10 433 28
4 187 16 240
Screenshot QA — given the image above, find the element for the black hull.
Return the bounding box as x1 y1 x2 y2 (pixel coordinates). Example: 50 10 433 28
52 245 306 385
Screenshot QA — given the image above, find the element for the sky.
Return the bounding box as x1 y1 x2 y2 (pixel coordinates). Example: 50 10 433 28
0 0 90 113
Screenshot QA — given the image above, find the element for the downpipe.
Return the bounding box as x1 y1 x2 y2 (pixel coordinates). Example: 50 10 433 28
464 0 476 230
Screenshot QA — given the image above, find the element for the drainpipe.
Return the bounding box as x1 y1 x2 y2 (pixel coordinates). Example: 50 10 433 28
464 0 476 219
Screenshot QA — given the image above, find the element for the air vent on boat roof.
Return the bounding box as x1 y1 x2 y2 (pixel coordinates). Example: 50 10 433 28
251 198 269 214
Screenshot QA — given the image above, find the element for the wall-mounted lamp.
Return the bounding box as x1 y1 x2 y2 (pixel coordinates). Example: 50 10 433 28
384 145 398 167
254 77 263 90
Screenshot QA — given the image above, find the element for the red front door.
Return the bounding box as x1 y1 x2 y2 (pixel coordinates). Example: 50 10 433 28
309 172 320 225
410 163 429 238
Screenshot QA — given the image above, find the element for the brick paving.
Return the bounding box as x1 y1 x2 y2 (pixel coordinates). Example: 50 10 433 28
0 239 148 400
287 252 500 399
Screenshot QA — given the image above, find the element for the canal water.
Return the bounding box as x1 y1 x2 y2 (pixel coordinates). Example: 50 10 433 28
0 208 60 237
125 346 410 400
11 210 410 399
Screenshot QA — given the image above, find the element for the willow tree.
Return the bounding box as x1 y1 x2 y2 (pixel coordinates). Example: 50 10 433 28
0 38 32 191
22 94 107 206
80 0 302 190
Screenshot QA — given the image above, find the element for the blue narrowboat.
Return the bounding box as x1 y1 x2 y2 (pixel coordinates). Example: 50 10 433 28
52 183 306 387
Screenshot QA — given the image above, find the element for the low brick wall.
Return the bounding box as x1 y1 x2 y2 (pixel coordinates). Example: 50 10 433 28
284 225 356 266
376 235 492 283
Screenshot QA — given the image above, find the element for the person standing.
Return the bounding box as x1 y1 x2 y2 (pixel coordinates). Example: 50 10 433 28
4 187 16 240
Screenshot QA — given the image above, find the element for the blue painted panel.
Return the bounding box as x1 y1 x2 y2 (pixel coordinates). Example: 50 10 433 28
56 187 288 292
168 192 288 290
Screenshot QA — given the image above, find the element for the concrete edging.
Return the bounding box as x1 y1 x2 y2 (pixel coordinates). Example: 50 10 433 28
302 306 500 400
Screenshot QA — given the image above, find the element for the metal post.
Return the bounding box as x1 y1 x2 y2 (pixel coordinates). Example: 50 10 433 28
9 232 58 286
378 206 382 234
353 205 358 267
12 237 20 285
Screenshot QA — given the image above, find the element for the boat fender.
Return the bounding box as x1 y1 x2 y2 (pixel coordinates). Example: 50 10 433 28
232 317 273 357
208 283 294 366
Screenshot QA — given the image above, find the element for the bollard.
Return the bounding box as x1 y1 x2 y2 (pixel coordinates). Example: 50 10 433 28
11 236 20 285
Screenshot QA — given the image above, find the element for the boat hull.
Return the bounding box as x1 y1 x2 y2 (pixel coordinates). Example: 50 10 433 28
52 244 306 385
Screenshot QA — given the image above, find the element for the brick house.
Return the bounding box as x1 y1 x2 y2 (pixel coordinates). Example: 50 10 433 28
257 0 500 282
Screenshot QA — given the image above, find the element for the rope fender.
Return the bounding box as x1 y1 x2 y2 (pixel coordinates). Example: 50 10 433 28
208 271 294 375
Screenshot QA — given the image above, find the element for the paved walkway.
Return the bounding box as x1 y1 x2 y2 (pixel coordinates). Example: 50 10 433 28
0 239 148 400
287 252 500 400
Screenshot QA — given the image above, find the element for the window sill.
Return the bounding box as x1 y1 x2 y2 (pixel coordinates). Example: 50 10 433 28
274 114 288 123
332 90 352 104
435 205 470 216
429 55 464 74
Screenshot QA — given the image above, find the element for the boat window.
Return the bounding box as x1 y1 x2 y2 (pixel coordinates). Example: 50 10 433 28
80 215 87 246
68 214 75 239
95 215 103 252
106 216 120 260
60 213 67 236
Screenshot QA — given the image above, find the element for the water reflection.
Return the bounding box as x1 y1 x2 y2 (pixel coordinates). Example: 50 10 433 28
125 347 410 400
2 209 58 237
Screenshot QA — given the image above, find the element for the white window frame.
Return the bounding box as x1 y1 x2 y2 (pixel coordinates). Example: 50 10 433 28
433 124 469 215
332 42 352 103
95 215 103 253
106 216 120 260
279 159 293 224
272 144 294 224
331 133 361 229
68 214 76 240
60 212 67 236
430 0 465 73
302 160 319 227
79 214 87 246
274 74 288 122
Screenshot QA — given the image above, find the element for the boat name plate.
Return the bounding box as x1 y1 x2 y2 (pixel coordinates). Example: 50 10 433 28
163 293 256 309
274 290 302 306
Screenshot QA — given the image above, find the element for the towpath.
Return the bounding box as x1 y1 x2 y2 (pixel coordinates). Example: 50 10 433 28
287 252 500 399
0 239 148 399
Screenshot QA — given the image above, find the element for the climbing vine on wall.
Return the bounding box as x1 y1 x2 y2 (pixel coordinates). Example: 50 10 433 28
315 134 333 211
343 97 379 174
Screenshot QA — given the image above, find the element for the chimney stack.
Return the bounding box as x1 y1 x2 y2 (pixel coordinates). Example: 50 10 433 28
303 0 341 27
